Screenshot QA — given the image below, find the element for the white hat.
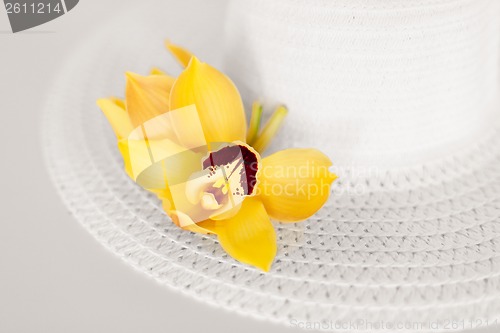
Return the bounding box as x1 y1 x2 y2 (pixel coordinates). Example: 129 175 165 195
43 0 500 330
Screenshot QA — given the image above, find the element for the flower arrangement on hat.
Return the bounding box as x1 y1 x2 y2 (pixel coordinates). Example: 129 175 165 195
97 42 337 271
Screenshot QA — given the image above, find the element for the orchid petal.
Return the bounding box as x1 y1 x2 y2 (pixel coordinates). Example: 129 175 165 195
149 187 214 235
150 67 168 76
200 197 276 271
97 98 133 139
165 41 193 68
118 136 202 188
125 72 175 128
258 149 337 222
169 56 247 144
168 210 215 235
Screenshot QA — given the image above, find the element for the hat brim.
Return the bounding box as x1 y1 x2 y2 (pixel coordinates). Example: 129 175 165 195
43 0 500 329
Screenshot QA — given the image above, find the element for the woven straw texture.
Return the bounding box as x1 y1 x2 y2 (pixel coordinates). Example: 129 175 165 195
224 0 500 167
43 0 500 331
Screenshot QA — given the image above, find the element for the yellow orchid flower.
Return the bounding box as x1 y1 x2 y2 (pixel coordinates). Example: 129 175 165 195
97 42 337 271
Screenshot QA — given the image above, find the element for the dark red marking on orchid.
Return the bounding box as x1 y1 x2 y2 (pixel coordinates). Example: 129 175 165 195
202 145 258 195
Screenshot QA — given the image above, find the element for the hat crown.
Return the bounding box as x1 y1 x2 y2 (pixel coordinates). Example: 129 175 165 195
224 0 500 167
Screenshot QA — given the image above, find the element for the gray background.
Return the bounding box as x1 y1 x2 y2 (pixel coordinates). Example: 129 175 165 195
0 1 496 332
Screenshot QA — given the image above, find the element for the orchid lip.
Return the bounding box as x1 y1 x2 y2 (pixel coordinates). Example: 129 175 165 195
202 143 260 197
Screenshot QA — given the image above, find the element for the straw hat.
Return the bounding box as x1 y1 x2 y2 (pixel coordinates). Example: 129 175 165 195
43 0 500 330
